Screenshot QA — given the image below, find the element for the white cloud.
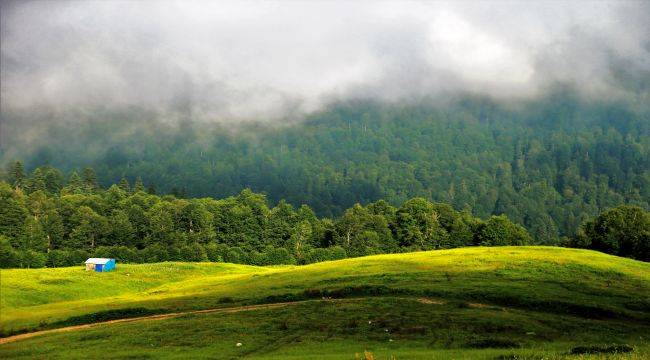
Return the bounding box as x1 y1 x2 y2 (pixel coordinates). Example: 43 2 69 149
1 0 648 121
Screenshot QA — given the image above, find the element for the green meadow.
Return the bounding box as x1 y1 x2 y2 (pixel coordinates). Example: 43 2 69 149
1 247 649 359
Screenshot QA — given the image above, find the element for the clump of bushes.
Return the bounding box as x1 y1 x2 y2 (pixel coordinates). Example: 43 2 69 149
570 205 649 261
52 308 165 327
466 338 520 349
570 344 633 355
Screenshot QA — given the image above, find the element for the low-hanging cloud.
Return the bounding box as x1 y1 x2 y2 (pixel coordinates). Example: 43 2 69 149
1 0 649 121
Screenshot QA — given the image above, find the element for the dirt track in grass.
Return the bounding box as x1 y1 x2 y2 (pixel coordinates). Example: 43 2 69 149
1 297 449 345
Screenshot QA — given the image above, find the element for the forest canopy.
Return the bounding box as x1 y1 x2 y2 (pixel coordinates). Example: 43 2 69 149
1 166 533 268
2 92 648 245
1 164 647 269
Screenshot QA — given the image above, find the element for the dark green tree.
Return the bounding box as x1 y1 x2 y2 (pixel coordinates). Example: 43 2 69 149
475 215 532 246
82 167 99 191
8 161 25 189
577 205 649 261
118 176 131 193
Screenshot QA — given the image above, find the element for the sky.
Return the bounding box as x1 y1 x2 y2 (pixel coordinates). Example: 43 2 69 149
1 0 649 121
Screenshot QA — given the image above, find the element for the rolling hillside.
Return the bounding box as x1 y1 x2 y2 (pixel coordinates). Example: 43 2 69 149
1 247 649 358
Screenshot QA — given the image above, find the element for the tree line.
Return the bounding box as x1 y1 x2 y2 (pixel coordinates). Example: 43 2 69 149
4 90 648 245
1 163 533 268
1 163 647 269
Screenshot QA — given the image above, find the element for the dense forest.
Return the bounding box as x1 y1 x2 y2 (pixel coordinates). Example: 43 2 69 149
0 165 533 268
1 164 648 268
2 90 649 246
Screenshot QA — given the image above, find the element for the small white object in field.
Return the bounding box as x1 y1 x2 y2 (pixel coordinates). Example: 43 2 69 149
389 339 393 342
236 343 242 347
368 321 372 324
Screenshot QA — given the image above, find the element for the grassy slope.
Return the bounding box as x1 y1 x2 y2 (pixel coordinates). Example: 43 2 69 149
2 298 649 359
1 247 648 332
1 247 649 359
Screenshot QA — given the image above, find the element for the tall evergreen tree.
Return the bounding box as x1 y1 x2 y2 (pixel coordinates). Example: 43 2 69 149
66 171 83 193
28 168 47 193
42 166 63 194
118 176 131 193
0 183 28 239
8 161 25 189
134 177 145 192
82 167 98 191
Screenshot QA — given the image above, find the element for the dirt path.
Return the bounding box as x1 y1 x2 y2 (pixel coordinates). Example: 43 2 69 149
0 296 454 345
0 298 364 345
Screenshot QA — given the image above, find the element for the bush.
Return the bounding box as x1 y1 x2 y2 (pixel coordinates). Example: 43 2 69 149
204 243 223 262
94 246 140 263
0 236 20 268
577 205 649 261
264 247 296 265
570 344 633 355
207 243 229 262
248 250 267 265
140 243 169 263
224 246 247 264
18 250 47 268
329 246 347 260
304 247 331 264
179 243 208 262
475 215 532 246
68 249 90 266
47 249 70 267
166 246 182 261
52 308 165 327
466 338 519 349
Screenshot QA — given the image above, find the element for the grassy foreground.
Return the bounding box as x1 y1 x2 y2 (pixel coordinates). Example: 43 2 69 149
1 247 649 359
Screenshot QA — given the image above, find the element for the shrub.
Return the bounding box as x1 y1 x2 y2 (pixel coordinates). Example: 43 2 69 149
224 246 247 264
248 250 267 265
570 344 633 355
0 235 20 268
68 249 90 266
140 243 169 263
166 246 182 261
208 243 230 262
93 246 140 263
47 249 70 267
329 246 347 260
52 308 165 327
264 247 296 265
475 215 532 246
304 247 331 264
577 205 649 261
466 338 519 349
204 243 223 262
179 243 208 262
18 250 47 268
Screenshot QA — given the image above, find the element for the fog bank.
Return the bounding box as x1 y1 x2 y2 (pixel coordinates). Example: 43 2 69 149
1 0 649 121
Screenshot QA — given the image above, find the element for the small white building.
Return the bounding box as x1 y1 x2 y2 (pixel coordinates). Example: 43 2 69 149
85 258 116 272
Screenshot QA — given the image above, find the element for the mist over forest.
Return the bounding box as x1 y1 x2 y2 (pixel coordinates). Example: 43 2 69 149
2 0 649 117
1 0 649 243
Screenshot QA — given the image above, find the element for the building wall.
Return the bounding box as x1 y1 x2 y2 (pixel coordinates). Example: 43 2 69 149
104 260 116 271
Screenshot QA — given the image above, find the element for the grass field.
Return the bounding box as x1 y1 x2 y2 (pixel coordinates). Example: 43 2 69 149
1 246 649 359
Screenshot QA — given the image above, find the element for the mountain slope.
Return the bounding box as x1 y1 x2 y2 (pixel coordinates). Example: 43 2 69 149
3 94 649 242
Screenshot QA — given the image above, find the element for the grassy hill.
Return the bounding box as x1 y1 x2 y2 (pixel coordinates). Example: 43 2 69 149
1 247 649 359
